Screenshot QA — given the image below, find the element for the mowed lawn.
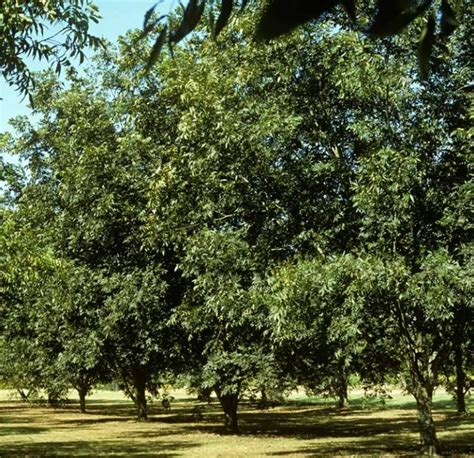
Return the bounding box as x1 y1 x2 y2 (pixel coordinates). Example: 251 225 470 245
0 389 472 456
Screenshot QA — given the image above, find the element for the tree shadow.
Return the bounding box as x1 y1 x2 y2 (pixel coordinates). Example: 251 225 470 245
1 397 472 456
77 402 137 418
266 435 474 457
60 416 134 426
395 398 459 410
0 401 38 413
237 411 418 439
174 403 474 455
0 425 49 436
0 440 199 457
0 414 31 424
268 437 420 456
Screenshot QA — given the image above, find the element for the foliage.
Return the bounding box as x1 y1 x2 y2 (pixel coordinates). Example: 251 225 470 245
265 255 400 406
0 209 67 402
0 2 471 451
0 67 187 416
141 0 462 78
0 0 103 96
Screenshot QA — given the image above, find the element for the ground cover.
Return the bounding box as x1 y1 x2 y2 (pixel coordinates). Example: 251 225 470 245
0 389 472 456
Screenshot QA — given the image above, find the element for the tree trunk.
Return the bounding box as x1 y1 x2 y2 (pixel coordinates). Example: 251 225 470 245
259 387 269 409
413 384 439 456
134 376 148 421
78 386 88 413
454 343 467 414
17 388 30 402
47 392 60 407
197 386 213 403
216 390 239 433
335 365 349 409
336 388 349 409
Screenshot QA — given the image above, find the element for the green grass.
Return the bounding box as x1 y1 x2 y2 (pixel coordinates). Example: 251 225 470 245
0 389 472 456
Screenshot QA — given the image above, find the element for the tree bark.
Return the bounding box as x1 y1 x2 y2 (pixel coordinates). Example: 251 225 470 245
134 375 148 421
394 300 441 455
216 390 239 433
413 384 439 456
454 342 467 414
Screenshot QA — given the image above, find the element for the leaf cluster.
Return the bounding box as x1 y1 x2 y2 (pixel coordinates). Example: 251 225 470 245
0 0 103 96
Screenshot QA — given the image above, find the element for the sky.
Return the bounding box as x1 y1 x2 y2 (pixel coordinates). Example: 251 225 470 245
0 0 175 134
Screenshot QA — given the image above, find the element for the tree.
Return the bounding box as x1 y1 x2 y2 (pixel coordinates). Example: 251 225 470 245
1 176 109 411
1 0 102 96
137 16 296 430
102 266 185 421
348 38 471 451
253 2 471 452
0 208 71 405
49 263 110 413
1 67 188 420
177 229 279 432
344 252 472 455
265 255 401 409
141 12 378 429
1 2 470 448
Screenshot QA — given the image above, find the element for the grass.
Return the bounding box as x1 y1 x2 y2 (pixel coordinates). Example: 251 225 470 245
0 389 472 456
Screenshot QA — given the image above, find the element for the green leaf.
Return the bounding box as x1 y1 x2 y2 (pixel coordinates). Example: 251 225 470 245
215 0 233 37
440 0 458 38
143 2 159 30
170 0 206 44
256 0 338 41
367 0 432 37
139 15 166 40
418 13 436 80
146 26 168 70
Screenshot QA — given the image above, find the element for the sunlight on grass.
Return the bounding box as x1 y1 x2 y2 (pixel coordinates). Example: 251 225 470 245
0 389 472 456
